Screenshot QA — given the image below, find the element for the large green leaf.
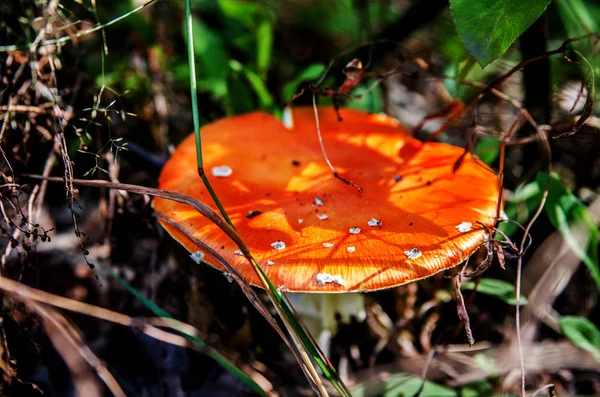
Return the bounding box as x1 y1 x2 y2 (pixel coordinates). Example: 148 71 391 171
559 316 600 362
539 172 600 291
450 0 553 66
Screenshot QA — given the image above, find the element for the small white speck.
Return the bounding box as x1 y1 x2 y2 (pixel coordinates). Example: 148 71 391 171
347 246 356 253
211 165 233 177
349 227 361 234
323 242 334 248
404 248 422 260
455 221 472 233
368 218 381 227
222 272 233 283
234 249 244 256
314 197 324 206
271 241 286 250
267 260 275 266
317 214 328 220
316 273 346 287
298 218 304 224
189 251 205 264
500 210 509 221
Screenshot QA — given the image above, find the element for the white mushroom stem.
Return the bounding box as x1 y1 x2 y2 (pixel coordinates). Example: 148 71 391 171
285 293 366 357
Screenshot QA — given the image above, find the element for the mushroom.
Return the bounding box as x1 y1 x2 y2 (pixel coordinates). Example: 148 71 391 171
154 106 499 352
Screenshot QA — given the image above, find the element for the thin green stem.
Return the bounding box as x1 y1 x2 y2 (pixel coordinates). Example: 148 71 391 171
184 0 235 228
199 172 235 227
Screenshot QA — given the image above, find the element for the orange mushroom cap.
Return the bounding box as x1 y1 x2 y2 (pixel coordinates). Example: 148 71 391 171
154 107 499 292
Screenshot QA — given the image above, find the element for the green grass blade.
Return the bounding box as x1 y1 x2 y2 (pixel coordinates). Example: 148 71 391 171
183 2 350 395
185 0 235 227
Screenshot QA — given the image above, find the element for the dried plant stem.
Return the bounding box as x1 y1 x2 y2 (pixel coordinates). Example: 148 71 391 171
0 273 269 394
31 302 126 397
183 2 344 390
515 125 552 397
155 213 318 386
23 174 345 396
0 0 158 52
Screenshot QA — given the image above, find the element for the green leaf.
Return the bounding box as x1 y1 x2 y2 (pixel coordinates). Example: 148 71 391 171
473 353 499 376
455 51 478 95
226 69 255 115
555 0 598 37
351 373 457 397
228 60 278 116
498 179 543 237
255 20 273 78
189 17 229 97
538 172 600 291
346 81 384 114
475 137 500 165
218 0 274 78
461 278 528 306
460 380 494 397
282 63 326 102
450 0 553 67
218 0 271 28
559 316 600 362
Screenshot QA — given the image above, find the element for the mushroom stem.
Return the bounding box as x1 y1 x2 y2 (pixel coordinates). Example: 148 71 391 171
287 293 366 356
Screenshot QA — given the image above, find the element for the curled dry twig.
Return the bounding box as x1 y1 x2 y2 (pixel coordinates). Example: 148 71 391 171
426 33 600 142
554 49 596 138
